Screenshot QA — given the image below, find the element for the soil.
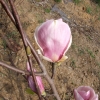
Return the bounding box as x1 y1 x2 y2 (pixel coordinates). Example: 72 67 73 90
0 0 100 100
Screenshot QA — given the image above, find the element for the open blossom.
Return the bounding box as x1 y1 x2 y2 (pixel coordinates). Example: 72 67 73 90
34 19 72 62
74 86 98 100
27 62 46 96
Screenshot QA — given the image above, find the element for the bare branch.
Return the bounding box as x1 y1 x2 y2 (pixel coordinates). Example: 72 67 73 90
0 61 29 75
8 0 43 99
0 0 61 100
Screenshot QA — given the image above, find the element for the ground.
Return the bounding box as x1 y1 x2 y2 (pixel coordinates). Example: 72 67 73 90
0 0 100 100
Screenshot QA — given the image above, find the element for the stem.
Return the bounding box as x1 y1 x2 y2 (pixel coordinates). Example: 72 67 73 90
0 0 15 24
8 0 43 99
0 61 29 75
0 60 44 76
0 1 61 100
51 63 55 79
8 0 27 47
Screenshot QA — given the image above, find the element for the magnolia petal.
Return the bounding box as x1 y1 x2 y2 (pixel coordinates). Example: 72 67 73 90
37 49 52 62
74 89 84 100
77 86 96 99
27 62 46 96
36 76 46 96
74 86 98 100
34 19 54 52
90 94 98 100
34 33 43 52
42 55 53 62
41 53 68 62
37 49 68 62
34 18 71 62
78 90 90 100
28 76 37 92
63 35 72 55
28 75 46 96
28 76 46 96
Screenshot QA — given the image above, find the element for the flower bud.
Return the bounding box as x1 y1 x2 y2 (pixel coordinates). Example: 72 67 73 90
34 19 72 62
74 86 98 100
27 62 46 96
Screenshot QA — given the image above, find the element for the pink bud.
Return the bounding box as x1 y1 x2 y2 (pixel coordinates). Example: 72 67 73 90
28 76 46 96
27 62 46 96
34 19 72 62
74 86 98 100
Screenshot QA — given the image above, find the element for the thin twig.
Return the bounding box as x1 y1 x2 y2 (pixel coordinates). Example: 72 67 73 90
8 0 43 99
8 0 27 47
51 63 55 79
0 60 44 76
0 1 61 100
0 0 15 24
0 61 29 75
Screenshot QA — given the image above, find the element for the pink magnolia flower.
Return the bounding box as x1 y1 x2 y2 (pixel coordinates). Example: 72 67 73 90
27 62 46 96
74 86 98 100
34 19 72 62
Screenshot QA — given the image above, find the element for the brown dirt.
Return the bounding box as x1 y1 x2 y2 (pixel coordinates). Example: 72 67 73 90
0 0 100 100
